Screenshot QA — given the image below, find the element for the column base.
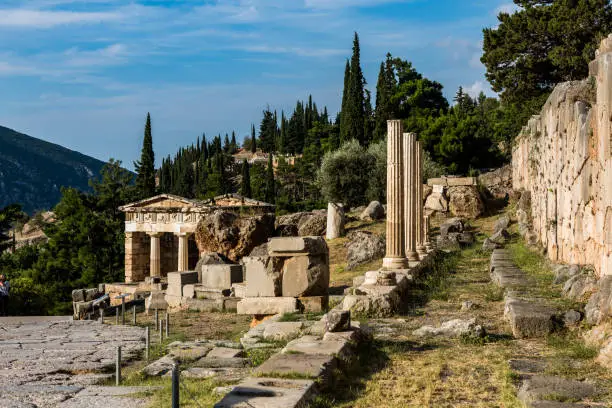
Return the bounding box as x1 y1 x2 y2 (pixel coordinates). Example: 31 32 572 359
425 243 434 252
406 251 420 262
417 245 428 258
382 257 408 270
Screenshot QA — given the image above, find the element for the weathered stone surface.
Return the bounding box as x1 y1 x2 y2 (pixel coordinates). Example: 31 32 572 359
201 264 244 290
505 298 559 338
359 201 385 221
447 186 484 218
517 375 597 406
489 228 510 245
268 236 328 256
512 36 612 279
326 202 345 239
193 357 249 369
553 264 581 285
168 342 213 362
439 217 464 236
237 297 298 315
494 215 511 233
184 297 224 312
181 367 247 381
508 359 546 374
483 238 501 251
424 192 448 213
282 335 350 357
345 230 385 270
142 355 176 376
253 353 336 381
341 293 400 318
195 253 230 282
562 273 597 301
167 271 199 297
563 310 582 326
214 377 315 408
262 322 304 342
325 310 351 333
297 212 327 237
585 276 612 324
478 165 513 198
275 223 299 237
281 255 329 297
195 210 275 262
412 318 485 338
244 256 283 297
297 296 328 313
207 347 244 359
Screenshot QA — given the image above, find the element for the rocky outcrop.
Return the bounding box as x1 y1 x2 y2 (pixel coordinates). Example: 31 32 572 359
447 186 484 219
276 210 327 237
477 165 513 199
195 210 275 262
359 201 385 221
512 34 612 279
345 231 385 270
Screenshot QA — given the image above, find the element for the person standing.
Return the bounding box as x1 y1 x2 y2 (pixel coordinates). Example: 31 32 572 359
0 275 10 316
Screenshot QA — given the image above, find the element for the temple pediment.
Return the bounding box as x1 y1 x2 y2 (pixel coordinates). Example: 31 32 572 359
119 194 203 212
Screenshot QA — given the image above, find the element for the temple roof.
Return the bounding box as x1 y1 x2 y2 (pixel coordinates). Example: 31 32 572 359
119 193 274 212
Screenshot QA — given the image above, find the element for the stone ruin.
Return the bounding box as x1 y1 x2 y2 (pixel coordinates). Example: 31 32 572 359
512 34 612 369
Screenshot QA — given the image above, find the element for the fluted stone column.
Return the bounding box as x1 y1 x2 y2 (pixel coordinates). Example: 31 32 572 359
416 142 427 258
148 232 162 277
424 214 433 252
404 133 419 261
383 120 408 270
177 233 190 271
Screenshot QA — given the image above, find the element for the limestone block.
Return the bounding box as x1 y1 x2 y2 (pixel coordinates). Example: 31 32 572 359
214 377 315 408
167 271 198 297
207 347 244 359
425 192 448 212
359 201 385 221
432 184 445 194
281 335 351 358
184 297 224 312
427 178 448 186
253 353 336 382
281 255 329 297
231 283 247 298
244 256 282 297
145 291 168 312
298 296 328 313
268 236 328 256
182 284 196 299
504 297 559 338
194 285 231 300
201 264 244 290
262 322 304 341
446 177 477 187
326 202 345 239
236 297 298 315
325 310 350 332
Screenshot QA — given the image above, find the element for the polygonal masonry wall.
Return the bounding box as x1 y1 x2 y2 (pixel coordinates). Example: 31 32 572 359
512 34 612 278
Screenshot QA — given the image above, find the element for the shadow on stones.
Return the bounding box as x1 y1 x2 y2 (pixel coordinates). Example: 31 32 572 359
310 339 439 407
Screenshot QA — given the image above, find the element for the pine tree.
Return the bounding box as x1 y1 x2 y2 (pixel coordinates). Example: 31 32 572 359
265 154 275 204
251 124 257 153
134 112 156 198
240 159 252 198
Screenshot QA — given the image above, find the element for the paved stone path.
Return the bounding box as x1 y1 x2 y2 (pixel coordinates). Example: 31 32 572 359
0 319 150 408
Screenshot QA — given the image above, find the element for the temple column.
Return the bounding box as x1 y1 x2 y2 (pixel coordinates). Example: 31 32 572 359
416 142 427 258
424 214 433 252
177 233 190 271
148 232 161 277
405 132 419 261
382 120 408 270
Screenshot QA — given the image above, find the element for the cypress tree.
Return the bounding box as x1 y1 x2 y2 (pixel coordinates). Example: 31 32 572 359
264 154 275 204
259 108 277 153
231 131 237 153
339 59 351 142
240 159 252 198
373 54 397 141
134 112 156 198
223 134 230 153
251 124 257 153
345 32 366 145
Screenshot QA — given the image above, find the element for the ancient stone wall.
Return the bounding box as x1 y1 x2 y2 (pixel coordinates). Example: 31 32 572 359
512 35 612 278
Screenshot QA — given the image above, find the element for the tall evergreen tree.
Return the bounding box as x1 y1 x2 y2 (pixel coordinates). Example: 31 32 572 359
341 33 367 145
240 159 252 198
250 124 257 153
230 131 237 153
259 108 277 153
339 60 351 142
134 112 156 198
264 154 275 204
373 53 397 141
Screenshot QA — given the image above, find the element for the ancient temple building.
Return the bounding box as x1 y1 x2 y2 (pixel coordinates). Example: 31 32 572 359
119 193 274 283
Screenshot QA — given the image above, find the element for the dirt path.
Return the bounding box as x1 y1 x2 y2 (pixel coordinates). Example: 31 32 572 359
315 218 612 408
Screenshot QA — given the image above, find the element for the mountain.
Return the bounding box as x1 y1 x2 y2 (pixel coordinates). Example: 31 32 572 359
0 125 109 213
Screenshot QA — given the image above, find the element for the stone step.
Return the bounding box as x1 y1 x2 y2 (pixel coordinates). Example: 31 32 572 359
214 377 315 408
517 375 597 407
504 297 560 338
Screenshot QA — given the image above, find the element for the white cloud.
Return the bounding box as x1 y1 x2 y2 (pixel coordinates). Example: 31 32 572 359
304 0 407 10
463 80 496 98
64 43 128 67
495 3 519 15
243 45 345 57
0 8 123 28
469 52 483 68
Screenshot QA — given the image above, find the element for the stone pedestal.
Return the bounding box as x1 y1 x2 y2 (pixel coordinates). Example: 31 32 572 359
326 202 345 240
125 232 148 283
148 233 161 278
416 142 427 258
424 214 433 252
404 132 419 262
177 233 190 272
382 120 408 269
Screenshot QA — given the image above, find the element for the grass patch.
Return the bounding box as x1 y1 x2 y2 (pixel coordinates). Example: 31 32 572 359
246 347 278 367
546 334 599 360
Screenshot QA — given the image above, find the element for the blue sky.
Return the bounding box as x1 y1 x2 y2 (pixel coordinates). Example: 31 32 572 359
0 0 517 169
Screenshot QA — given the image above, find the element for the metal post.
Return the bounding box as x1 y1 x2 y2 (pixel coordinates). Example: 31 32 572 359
100 308 104 324
165 312 169 337
121 297 125 325
171 363 180 408
145 326 150 360
115 308 119 325
132 306 136 325
159 320 163 343
154 309 159 331
115 346 121 386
